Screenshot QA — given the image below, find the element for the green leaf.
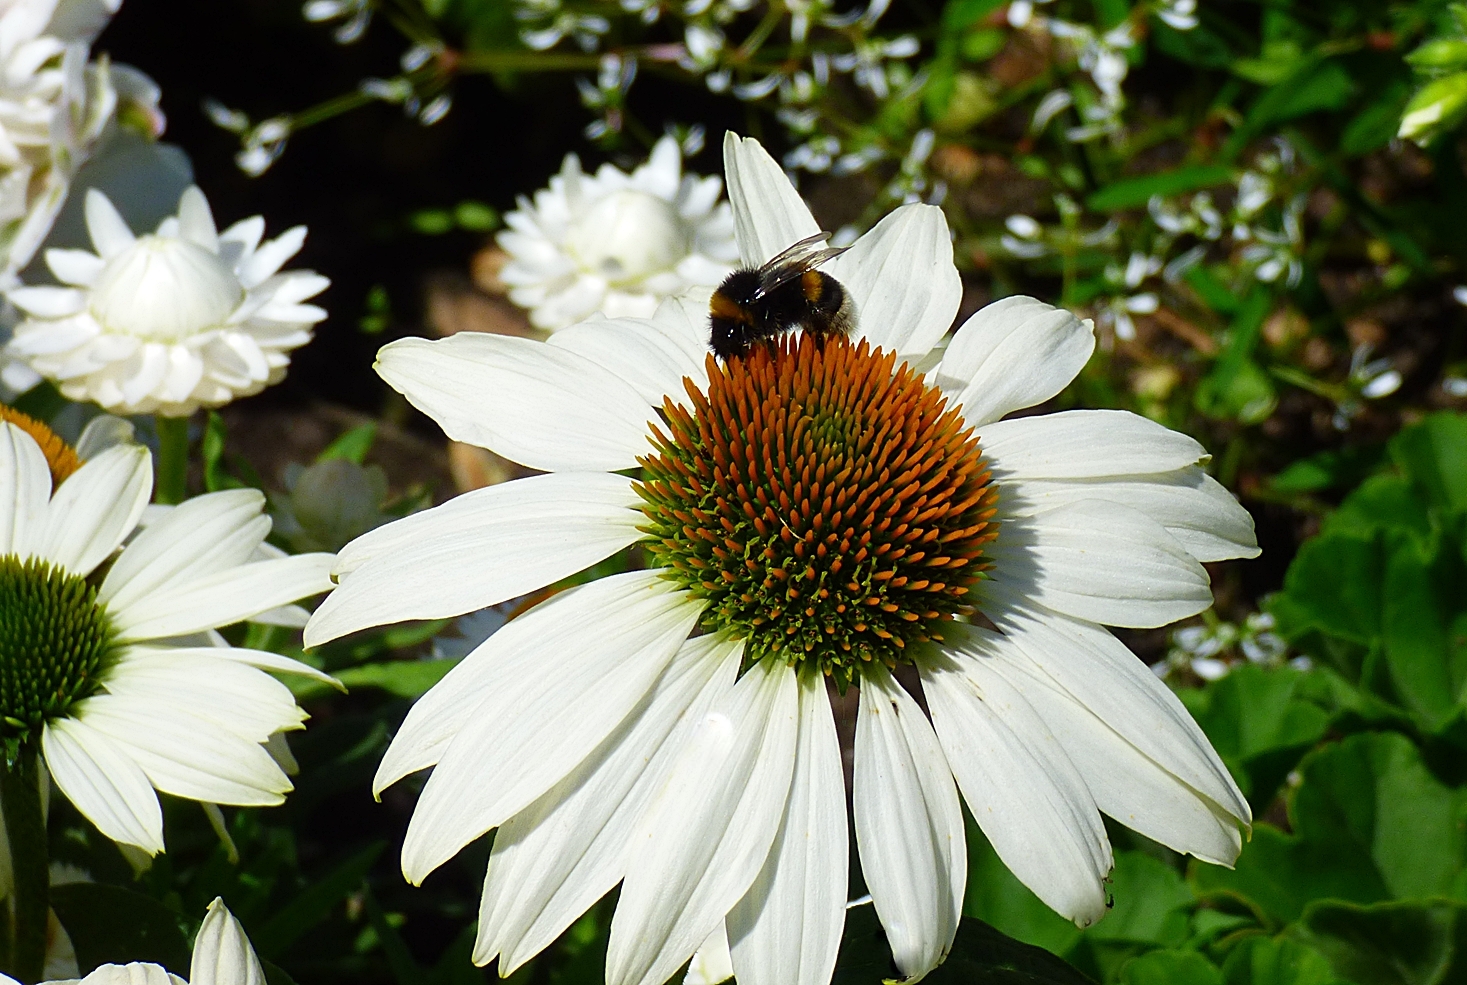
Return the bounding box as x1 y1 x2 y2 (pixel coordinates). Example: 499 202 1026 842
1400 72 1467 142
202 411 241 493
1116 950 1223 985
1291 899 1467 985
1086 165 1233 212
50 882 192 974
1250 60 1356 128
250 842 385 958
1408 38 1467 72
317 422 378 465
1379 533 1467 730
1390 412 1467 515
1192 824 1384 925
1219 936 1339 985
1085 852 1194 947
1272 533 1384 648
1270 445 1386 494
1342 85 1413 156
1196 288 1275 424
332 657 461 699
1322 476 1432 545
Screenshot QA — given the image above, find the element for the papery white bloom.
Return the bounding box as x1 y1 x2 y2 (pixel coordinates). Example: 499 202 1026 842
1156 0 1198 30
0 896 268 985
309 134 1257 985
497 135 738 331
5 185 328 415
0 420 336 854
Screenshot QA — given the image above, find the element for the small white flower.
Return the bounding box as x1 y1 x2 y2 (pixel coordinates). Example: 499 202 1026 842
1030 89 1074 132
1156 0 1198 30
6 185 328 415
0 897 268 985
0 420 336 854
497 135 738 331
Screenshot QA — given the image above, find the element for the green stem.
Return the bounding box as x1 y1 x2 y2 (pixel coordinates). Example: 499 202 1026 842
1 746 48 984
154 414 190 505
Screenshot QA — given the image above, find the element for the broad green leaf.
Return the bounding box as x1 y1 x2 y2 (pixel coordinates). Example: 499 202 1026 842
1219 936 1339 985
1390 412 1467 515
1269 445 1386 495
50 883 192 974
1116 950 1223 985
1085 852 1194 947
1192 823 1385 925
1272 533 1383 648
1291 899 1467 985
1379 533 1466 730
1322 476 1432 546
1086 165 1233 212
333 658 461 699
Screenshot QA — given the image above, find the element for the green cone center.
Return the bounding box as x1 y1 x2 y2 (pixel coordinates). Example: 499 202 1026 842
636 335 999 686
0 555 115 742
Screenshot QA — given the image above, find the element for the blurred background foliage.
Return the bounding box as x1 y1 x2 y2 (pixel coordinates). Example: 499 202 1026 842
34 0 1467 981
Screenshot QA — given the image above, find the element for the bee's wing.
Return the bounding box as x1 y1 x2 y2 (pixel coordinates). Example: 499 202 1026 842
755 233 847 297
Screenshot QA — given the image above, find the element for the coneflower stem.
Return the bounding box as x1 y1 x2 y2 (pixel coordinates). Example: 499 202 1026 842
154 414 191 505
1 745 48 983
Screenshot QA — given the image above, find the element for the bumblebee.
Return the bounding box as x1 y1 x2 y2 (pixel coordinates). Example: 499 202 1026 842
709 232 855 361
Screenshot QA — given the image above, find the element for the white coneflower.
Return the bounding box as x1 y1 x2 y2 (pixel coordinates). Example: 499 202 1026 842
497 135 738 331
5 186 328 415
309 134 1257 985
0 412 335 855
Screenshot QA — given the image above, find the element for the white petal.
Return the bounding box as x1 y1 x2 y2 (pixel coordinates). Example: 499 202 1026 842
70 694 292 806
176 187 220 252
988 500 1212 628
0 422 50 558
42 717 163 853
476 635 742 972
190 898 264 985
685 927 735 985
722 132 821 267
239 226 306 288
980 409 1207 480
607 659 799 985
7 285 86 317
921 628 1112 925
103 648 305 743
44 247 106 286
85 189 136 260
306 472 643 646
936 297 1095 425
206 647 343 689
77 964 181 985
37 444 149 576
985 651 1242 864
827 204 960 363
728 671 847 985
985 599 1250 826
549 316 705 408
375 334 653 473
853 665 965 982
110 553 335 642
999 467 1259 563
98 490 270 613
397 572 702 883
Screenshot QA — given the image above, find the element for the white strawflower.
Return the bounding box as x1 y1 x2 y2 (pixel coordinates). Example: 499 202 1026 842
5 185 329 415
308 134 1257 985
498 134 738 331
0 417 336 854
0 896 268 985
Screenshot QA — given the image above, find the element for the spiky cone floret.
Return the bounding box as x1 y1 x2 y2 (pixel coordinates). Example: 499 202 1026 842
0 417 337 855
307 133 1261 985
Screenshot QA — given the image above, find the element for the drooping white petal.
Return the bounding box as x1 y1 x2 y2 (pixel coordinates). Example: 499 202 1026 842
7 285 86 317
69 694 292 806
98 489 270 612
987 501 1212 629
102 648 306 743
397 572 702 883
110 553 334 642
827 204 961 363
204 647 343 689
998 467 1259 563
981 650 1241 864
980 409 1207 480
727 670 848 985
686 926 736 985
921 629 1112 925
42 717 164 854
476 635 742 972
375 333 654 473
607 660 800 985
853 665 965 983
722 132 821 268
306 472 643 646
936 296 1095 425
190 898 265 985
84 188 136 260
36 443 149 577
0 422 50 558
983 596 1250 826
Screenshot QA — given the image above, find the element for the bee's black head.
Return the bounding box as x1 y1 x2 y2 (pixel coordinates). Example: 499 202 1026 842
715 268 765 304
